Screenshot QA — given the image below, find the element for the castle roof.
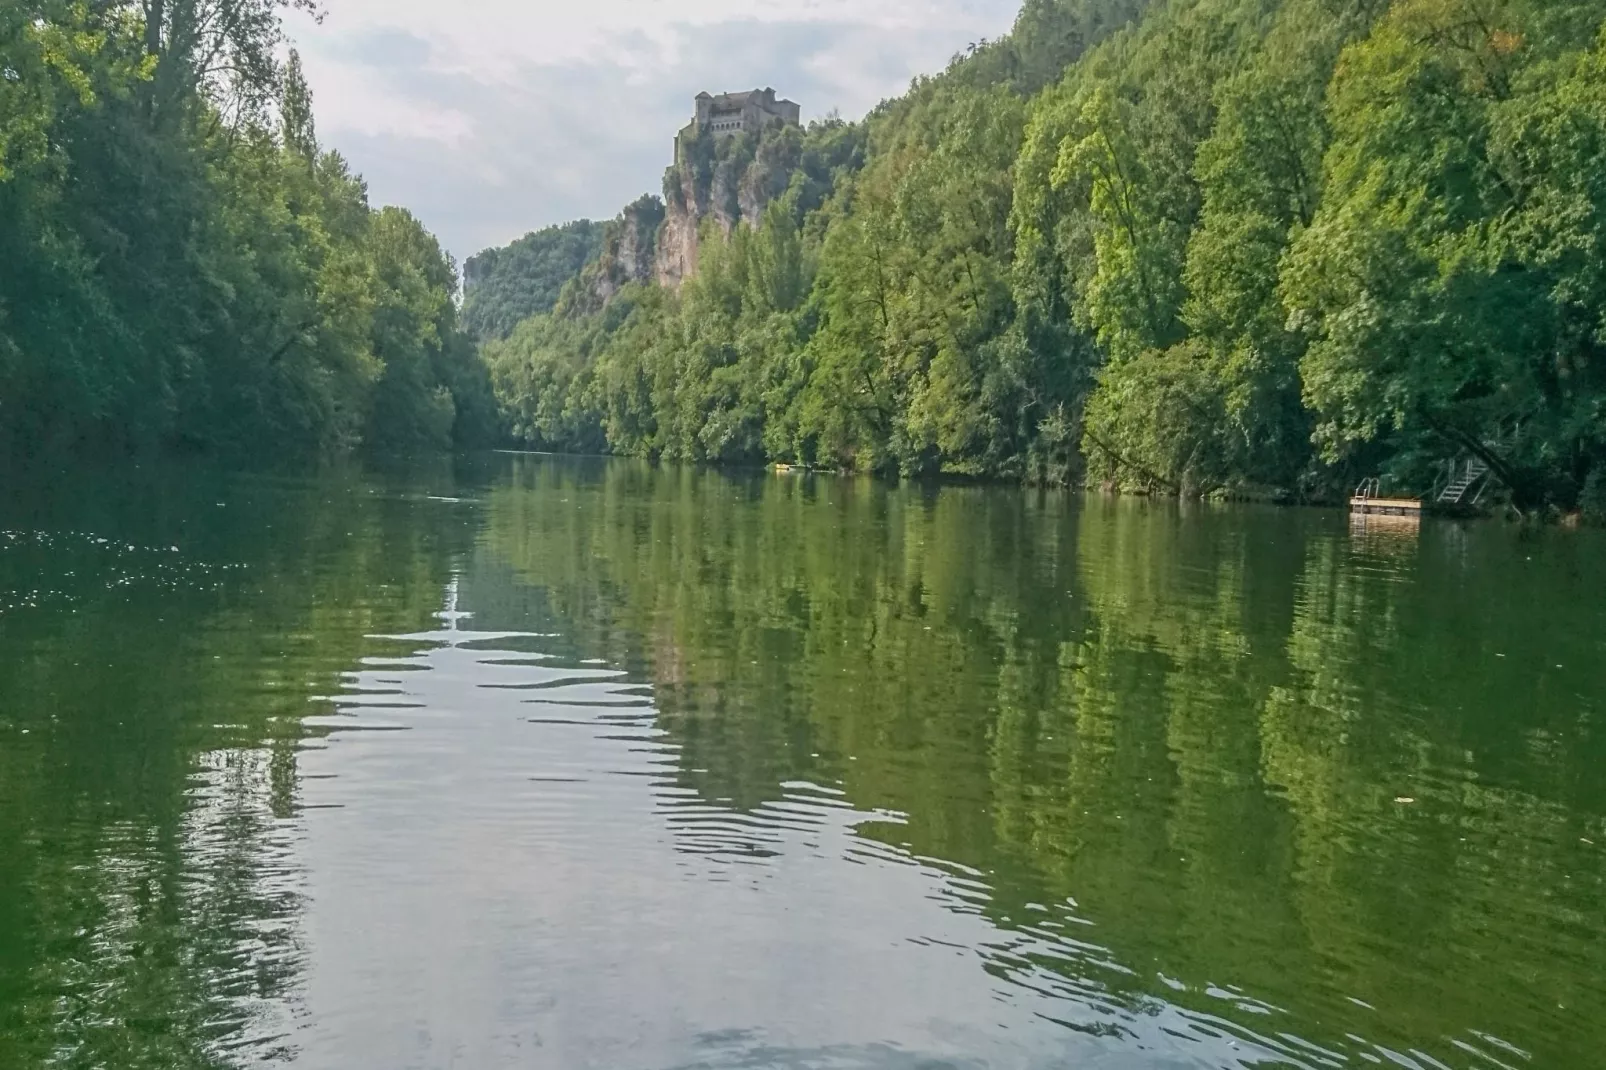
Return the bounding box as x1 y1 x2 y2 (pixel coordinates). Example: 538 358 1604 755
702 89 797 109
707 90 756 110
693 89 800 129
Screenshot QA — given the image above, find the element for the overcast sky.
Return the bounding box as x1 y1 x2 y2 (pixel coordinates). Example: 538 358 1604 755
285 0 1022 264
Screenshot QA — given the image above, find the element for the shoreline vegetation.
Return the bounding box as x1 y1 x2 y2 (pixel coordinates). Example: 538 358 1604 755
4 2 1605 525
1 2 495 461
470 0 1606 523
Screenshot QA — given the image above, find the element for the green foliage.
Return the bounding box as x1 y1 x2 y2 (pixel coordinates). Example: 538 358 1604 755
481 0 1606 508
0 5 491 459
461 220 605 341
1285 0 1606 508
1582 468 1606 525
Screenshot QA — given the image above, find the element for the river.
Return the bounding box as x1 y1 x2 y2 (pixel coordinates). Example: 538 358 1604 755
0 453 1602 1069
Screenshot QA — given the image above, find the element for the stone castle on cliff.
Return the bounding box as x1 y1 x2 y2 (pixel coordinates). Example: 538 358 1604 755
671 88 800 160
690 88 801 139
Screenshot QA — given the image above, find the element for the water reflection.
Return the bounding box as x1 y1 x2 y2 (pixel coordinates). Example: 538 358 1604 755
0 455 1602 1069
474 458 1606 1069
0 460 475 1068
290 599 1313 1068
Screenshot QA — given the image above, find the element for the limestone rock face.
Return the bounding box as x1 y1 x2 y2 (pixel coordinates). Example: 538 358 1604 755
654 124 804 291
566 196 664 315
606 197 663 292
655 162 702 290
465 89 818 320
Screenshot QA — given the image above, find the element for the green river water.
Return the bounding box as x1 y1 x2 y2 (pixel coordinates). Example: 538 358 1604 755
0 454 1602 1069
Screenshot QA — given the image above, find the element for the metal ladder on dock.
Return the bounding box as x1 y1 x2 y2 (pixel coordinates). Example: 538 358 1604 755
1438 457 1490 505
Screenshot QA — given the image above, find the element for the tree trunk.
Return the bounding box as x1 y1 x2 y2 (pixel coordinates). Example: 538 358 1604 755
143 0 165 60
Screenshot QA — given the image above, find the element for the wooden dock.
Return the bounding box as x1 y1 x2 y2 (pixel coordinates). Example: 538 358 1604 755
1349 495 1423 517
1350 478 1422 518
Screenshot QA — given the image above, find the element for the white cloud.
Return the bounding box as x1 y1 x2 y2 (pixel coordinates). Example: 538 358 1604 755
286 0 1021 260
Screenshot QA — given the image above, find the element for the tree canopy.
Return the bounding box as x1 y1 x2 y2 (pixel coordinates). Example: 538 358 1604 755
8 0 1605 509
462 220 606 342
481 0 1606 512
0 0 493 458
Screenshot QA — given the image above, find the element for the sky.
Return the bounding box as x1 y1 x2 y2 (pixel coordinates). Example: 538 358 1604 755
285 0 1023 264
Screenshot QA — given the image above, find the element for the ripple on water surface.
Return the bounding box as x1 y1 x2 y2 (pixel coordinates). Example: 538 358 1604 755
243 594 1481 1070
6 472 1602 1070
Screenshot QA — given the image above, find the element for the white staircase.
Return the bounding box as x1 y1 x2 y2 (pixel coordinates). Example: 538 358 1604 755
1438 458 1490 505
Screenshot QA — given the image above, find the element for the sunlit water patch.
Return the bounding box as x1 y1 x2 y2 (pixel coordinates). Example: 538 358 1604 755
0 529 245 613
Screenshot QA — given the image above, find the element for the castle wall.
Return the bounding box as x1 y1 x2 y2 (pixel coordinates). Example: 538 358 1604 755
691 88 800 140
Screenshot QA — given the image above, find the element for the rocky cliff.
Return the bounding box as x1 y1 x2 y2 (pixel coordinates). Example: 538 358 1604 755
468 116 861 320
562 195 665 315
655 161 701 290
655 124 807 290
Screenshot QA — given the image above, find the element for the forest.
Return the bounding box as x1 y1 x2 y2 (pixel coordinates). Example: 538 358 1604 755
0 0 494 458
6 0 1605 515
480 0 1606 515
461 220 605 341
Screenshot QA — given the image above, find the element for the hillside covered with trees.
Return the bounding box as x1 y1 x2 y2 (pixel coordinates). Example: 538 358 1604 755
462 220 605 341
483 0 1606 514
1 0 494 458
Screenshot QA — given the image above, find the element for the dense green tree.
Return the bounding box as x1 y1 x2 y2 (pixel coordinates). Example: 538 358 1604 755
476 0 1606 512
1285 0 1606 509
461 221 605 341
0 2 490 459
